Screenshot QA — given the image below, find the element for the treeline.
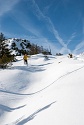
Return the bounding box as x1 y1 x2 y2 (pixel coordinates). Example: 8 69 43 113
11 38 51 56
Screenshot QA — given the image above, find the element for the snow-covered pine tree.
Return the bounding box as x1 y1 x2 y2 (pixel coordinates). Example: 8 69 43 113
0 33 14 68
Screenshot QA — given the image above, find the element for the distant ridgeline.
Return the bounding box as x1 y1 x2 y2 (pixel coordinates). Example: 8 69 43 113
6 38 52 56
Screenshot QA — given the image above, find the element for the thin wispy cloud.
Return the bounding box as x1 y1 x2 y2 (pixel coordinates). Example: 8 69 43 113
73 19 84 54
73 40 84 54
60 32 76 54
0 0 20 16
43 5 51 15
30 0 44 20
31 0 71 53
67 32 76 45
10 9 42 37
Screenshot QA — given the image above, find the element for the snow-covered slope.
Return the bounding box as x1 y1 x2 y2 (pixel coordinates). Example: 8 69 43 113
0 54 84 125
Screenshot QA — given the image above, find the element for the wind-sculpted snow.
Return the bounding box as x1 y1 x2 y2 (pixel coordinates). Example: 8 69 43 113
0 54 84 125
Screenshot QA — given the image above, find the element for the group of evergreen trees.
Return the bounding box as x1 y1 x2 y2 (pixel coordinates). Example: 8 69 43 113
11 39 51 56
0 33 14 68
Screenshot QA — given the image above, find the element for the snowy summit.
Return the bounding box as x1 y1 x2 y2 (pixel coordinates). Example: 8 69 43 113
0 53 84 125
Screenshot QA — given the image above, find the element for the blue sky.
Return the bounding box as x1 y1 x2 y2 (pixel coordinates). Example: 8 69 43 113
0 0 84 55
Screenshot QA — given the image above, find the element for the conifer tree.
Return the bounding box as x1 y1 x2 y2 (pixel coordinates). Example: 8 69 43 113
0 33 14 68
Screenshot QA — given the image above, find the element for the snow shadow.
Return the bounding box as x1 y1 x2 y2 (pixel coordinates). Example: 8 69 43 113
0 89 30 95
15 101 56 125
31 62 53 67
0 104 26 116
11 66 46 72
0 104 26 112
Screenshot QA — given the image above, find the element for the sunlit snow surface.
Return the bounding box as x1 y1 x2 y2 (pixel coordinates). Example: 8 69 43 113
0 54 84 125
